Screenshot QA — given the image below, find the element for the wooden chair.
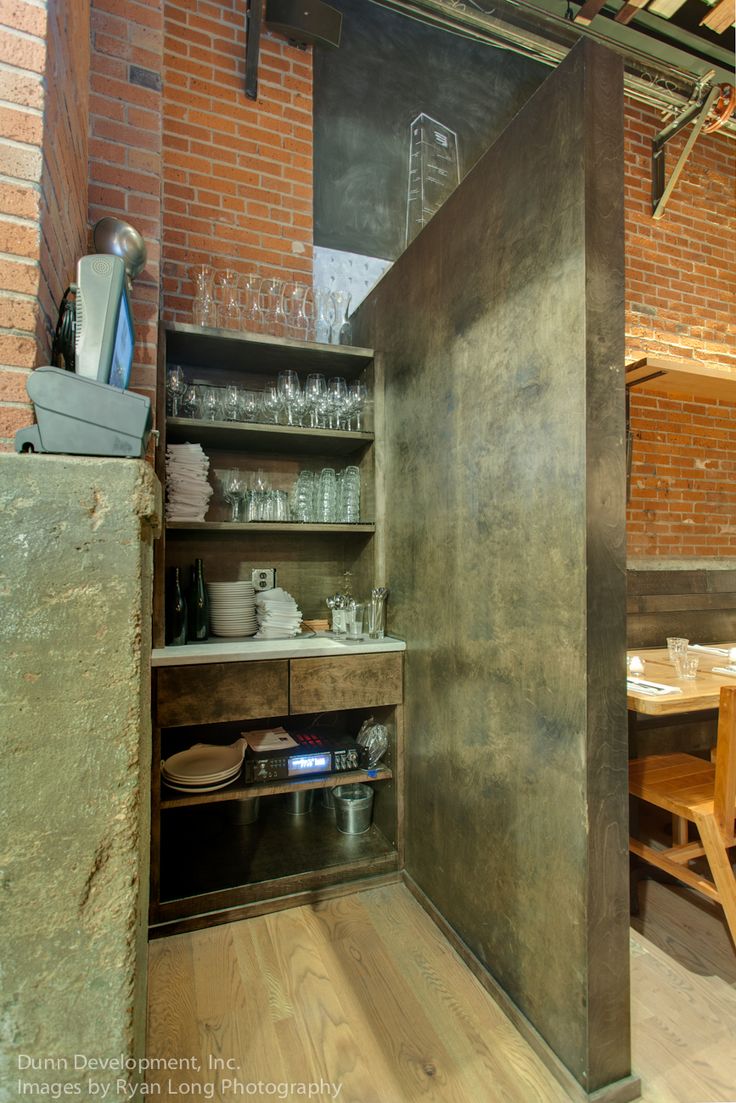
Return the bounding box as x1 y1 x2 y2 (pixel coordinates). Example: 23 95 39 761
629 685 736 945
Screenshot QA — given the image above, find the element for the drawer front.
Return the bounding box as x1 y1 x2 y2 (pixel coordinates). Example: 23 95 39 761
156 661 288 727
289 653 403 714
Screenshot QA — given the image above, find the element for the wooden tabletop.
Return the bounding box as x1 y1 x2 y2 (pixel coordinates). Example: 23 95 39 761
627 643 736 715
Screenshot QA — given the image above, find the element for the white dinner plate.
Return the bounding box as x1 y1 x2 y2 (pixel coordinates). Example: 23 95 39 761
162 740 245 779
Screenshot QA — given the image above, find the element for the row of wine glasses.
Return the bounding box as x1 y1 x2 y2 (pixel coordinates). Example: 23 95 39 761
166 367 369 432
189 265 353 346
217 466 362 525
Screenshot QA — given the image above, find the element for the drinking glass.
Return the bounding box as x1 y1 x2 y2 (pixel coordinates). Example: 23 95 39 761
305 373 328 428
181 384 200 419
348 380 368 430
261 382 283 425
367 592 387 640
217 269 241 329
260 278 283 335
282 282 307 340
667 637 689 665
315 288 336 345
316 468 337 523
241 274 263 332
277 370 301 427
331 289 352 346
298 286 316 343
327 377 348 429
680 655 699 680
190 264 217 328
222 471 246 522
240 390 260 423
166 366 187 416
201 387 220 421
345 603 365 641
224 384 241 422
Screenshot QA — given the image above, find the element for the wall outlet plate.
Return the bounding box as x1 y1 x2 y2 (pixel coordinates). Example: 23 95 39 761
251 568 276 591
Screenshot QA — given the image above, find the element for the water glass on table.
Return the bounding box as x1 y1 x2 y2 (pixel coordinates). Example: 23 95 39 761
667 637 689 667
680 655 699 680
345 603 365 641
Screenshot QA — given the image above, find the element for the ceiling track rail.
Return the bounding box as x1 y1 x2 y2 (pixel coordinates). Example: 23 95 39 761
371 0 736 138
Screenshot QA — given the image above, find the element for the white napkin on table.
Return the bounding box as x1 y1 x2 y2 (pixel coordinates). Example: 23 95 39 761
627 677 682 696
711 667 736 678
688 645 731 656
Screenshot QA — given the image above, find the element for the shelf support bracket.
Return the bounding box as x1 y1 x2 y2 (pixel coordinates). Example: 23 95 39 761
245 0 263 101
651 84 719 220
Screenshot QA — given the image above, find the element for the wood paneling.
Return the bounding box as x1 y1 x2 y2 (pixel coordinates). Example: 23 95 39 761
290 653 403 714
354 39 630 1097
155 660 288 727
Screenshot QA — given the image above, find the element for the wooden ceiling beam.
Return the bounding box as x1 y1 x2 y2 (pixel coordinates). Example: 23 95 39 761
615 0 650 24
574 0 608 25
701 0 735 33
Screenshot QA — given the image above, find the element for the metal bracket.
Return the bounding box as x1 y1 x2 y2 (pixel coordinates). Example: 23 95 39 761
245 0 263 101
651 84 720 220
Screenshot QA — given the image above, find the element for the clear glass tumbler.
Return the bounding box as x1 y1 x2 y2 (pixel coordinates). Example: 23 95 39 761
345 603 365 641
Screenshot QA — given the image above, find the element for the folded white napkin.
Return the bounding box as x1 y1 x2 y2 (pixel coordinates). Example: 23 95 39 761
711 666 736 678
688 644 730 656
627 677 682 696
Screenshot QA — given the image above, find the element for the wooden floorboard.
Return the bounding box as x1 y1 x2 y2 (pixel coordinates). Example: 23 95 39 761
147 882 736 1102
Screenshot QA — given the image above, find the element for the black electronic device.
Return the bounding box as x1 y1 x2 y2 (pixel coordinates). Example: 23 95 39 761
14 366 152 458
265 0 341 49
243 730 360 783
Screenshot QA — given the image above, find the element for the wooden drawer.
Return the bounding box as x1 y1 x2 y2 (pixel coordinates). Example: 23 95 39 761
155 661 288 727
289 653 403 714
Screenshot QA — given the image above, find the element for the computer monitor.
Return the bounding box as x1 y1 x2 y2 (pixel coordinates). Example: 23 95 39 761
74 254 135 389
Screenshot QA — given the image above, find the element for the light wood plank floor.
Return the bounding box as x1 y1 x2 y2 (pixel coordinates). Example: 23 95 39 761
148 883 736 1103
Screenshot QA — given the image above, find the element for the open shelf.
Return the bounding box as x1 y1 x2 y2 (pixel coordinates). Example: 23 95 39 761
161 764 393 808
626 356 736 401
159 800 397 903
166 521 375 533
167 417 374 455
164 321 373 378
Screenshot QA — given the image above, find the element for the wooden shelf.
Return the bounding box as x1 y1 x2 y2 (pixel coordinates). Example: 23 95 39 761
159 801 397 904
160 764 393 808
164 321 373 378
166 521 375 534
166 417 374 455
626 356 736 401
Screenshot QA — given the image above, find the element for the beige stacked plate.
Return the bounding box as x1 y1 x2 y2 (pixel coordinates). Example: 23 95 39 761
207 581 257 637
162 739 246 793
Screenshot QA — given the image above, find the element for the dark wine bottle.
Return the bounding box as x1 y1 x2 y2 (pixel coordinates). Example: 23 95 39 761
188 558 209 641
167 566 188 647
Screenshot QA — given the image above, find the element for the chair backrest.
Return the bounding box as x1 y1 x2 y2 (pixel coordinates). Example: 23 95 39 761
715 685 736 838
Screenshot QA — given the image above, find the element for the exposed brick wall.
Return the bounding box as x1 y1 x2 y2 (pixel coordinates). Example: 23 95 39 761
0 1 47 447
88 0 163 406
161 0 313 322
624 98 736 558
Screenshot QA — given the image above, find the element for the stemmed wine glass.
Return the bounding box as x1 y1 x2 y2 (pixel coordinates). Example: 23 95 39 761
348 380 368 430
277 370 301 426
327 377 348 429
222 471 246 522
305 373 327 428
315 289 335 345
224 385 240 422
242 274 263 332
262 381 283 425
166 366 187 416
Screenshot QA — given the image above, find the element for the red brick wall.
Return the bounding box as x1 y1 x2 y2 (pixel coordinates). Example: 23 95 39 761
88 0 163 405
0 3 47 445
624 98 736 557
161 0 313 321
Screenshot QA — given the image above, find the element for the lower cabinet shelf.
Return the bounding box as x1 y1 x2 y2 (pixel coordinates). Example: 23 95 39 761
160 764 393 809
155 800 399 925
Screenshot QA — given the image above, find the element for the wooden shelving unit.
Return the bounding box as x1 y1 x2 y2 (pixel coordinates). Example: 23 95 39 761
166 521 376 534
151 323 404 935
626 356 736 401
167 416 374 455
160 764 393 809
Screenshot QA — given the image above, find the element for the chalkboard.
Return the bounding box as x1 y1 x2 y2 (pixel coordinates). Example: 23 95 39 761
314 0 546 260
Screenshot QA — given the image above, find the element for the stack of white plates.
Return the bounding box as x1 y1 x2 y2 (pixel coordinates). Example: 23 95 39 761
162 739 246 793
208 580 257 637
165 443 213 522
254 586 303 639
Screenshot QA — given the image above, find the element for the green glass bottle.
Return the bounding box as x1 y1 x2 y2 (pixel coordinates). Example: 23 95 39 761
188 558 209 641
167 566 188 647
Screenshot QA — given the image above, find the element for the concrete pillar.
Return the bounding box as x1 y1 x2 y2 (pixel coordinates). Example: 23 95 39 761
0 454 160 1098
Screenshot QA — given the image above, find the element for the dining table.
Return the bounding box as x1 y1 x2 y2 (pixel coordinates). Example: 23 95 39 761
626 642 736 715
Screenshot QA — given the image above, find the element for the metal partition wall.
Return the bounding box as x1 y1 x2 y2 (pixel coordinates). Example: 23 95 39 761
352 39 636 1102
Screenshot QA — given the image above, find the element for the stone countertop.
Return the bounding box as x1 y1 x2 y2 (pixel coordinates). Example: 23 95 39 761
151 632 406 666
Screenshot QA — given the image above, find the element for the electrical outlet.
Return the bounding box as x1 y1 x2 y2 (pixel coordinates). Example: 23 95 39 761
251 567 276 591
